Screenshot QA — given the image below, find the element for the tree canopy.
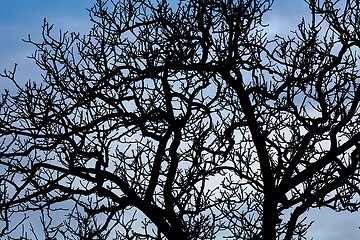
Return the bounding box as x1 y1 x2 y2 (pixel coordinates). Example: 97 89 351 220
0 0 359 239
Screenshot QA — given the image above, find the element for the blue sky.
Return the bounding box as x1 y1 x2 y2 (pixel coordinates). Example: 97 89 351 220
0 0 358 239
0 0 309 89
0 0 92 90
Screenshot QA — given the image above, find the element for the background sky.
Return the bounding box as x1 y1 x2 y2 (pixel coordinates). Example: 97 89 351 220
0 0 359 239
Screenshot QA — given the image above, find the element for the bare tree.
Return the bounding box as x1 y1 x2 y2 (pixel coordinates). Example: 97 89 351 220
1 0 359 239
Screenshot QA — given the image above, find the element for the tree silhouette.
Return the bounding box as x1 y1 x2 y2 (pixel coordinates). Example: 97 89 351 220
1 0 359 239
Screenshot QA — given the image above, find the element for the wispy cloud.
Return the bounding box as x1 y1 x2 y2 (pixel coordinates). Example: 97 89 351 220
0 1 358 239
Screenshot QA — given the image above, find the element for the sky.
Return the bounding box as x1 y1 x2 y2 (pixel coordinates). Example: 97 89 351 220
0 0 92 91
0 0 359 239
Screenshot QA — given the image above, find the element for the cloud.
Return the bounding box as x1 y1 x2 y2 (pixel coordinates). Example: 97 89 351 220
261 0 312 38
0 1 358 239
306 208 359 240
